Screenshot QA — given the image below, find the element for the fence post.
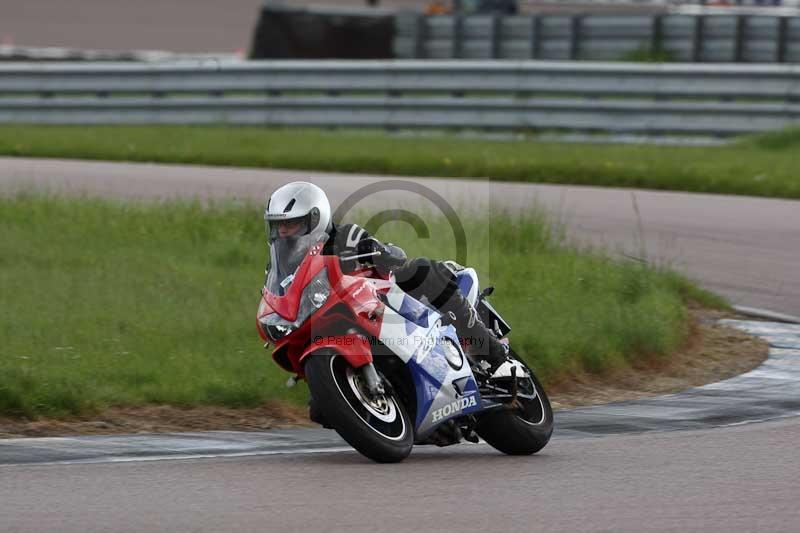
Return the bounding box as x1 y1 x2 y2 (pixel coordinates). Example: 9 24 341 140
453 14 464 59
776 16 788 63
490 15 501 59
734 15 746 63
651 15 663 58
692 15 705 62
570 15 582 60
530 15 541 59
413 13 427 59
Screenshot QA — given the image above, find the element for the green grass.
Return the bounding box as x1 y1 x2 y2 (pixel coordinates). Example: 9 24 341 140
0 125 799 199
0 194 724 419
619 45 677 63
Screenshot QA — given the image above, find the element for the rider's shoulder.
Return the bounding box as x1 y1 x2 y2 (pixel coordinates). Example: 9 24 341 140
332 223 370 245
323 222 371 255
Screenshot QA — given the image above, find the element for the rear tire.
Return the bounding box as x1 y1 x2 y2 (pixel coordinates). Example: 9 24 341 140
304 351 414 463
476 353 553 455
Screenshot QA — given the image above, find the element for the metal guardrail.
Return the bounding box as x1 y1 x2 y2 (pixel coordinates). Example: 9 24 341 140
0 45 240 63
1 61 799 135
394 12 800 63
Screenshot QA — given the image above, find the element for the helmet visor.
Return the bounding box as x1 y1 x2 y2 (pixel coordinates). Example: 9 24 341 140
266 215 310 243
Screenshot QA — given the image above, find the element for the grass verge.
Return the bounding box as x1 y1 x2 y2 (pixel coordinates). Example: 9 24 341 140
0 194 724 419
1 125 799 199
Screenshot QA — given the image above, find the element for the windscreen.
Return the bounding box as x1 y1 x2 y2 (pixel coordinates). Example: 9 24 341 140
264 228 328 296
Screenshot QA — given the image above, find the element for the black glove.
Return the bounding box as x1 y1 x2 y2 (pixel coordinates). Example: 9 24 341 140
380 243 407 267
356 238 407 273
356 237 383 257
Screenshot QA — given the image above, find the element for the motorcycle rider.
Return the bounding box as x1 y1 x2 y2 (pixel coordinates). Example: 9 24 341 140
263 182 520 419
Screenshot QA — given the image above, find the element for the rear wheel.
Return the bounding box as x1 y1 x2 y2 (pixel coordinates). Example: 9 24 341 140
476 351 553 455
304 351 413 463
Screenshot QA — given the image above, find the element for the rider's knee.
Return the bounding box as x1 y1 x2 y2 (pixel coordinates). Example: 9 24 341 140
394 257 432 292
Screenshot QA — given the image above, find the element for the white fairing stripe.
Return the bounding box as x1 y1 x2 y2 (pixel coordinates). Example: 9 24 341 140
378 306 417 363
462 268 480 306
385 284 406 310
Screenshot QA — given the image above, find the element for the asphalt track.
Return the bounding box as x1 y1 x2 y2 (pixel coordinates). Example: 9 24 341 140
1 0 666 53
1 0 266 54
3 158 800 531
2 417 800 532
2 156 799 317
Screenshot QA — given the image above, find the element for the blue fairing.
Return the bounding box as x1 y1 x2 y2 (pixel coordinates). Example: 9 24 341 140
407 324 482 436
398 292 434 334
381 288 482 438
456 271 473 298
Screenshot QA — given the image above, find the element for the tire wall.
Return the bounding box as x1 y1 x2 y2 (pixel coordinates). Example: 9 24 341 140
249 5 395 59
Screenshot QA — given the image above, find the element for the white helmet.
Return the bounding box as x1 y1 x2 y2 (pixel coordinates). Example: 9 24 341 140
263 182 332 283
264 181 332 241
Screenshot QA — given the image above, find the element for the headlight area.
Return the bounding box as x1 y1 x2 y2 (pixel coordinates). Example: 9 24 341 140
259 268 331 342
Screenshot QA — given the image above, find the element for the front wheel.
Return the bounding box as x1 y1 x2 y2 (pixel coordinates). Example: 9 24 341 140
304 351 413 463
476 351 553 455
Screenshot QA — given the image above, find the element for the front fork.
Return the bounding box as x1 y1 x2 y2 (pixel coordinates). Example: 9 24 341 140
285 361 386 398
360 363 386 396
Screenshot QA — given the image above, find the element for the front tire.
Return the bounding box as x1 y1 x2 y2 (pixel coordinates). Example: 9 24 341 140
304 351 414 463
476 352 553 455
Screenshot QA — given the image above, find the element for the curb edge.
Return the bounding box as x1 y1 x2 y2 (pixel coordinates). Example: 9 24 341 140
732 305 800 325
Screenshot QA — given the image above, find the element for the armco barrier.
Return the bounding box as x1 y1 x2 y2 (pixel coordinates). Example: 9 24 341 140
394 12 800 63
1 60 799 135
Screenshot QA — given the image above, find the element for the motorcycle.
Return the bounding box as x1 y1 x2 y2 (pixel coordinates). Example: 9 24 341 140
256 233 553 463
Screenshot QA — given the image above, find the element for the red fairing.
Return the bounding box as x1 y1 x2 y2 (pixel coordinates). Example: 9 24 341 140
299 334 374 369
256 296 275 342
257 245 391 377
